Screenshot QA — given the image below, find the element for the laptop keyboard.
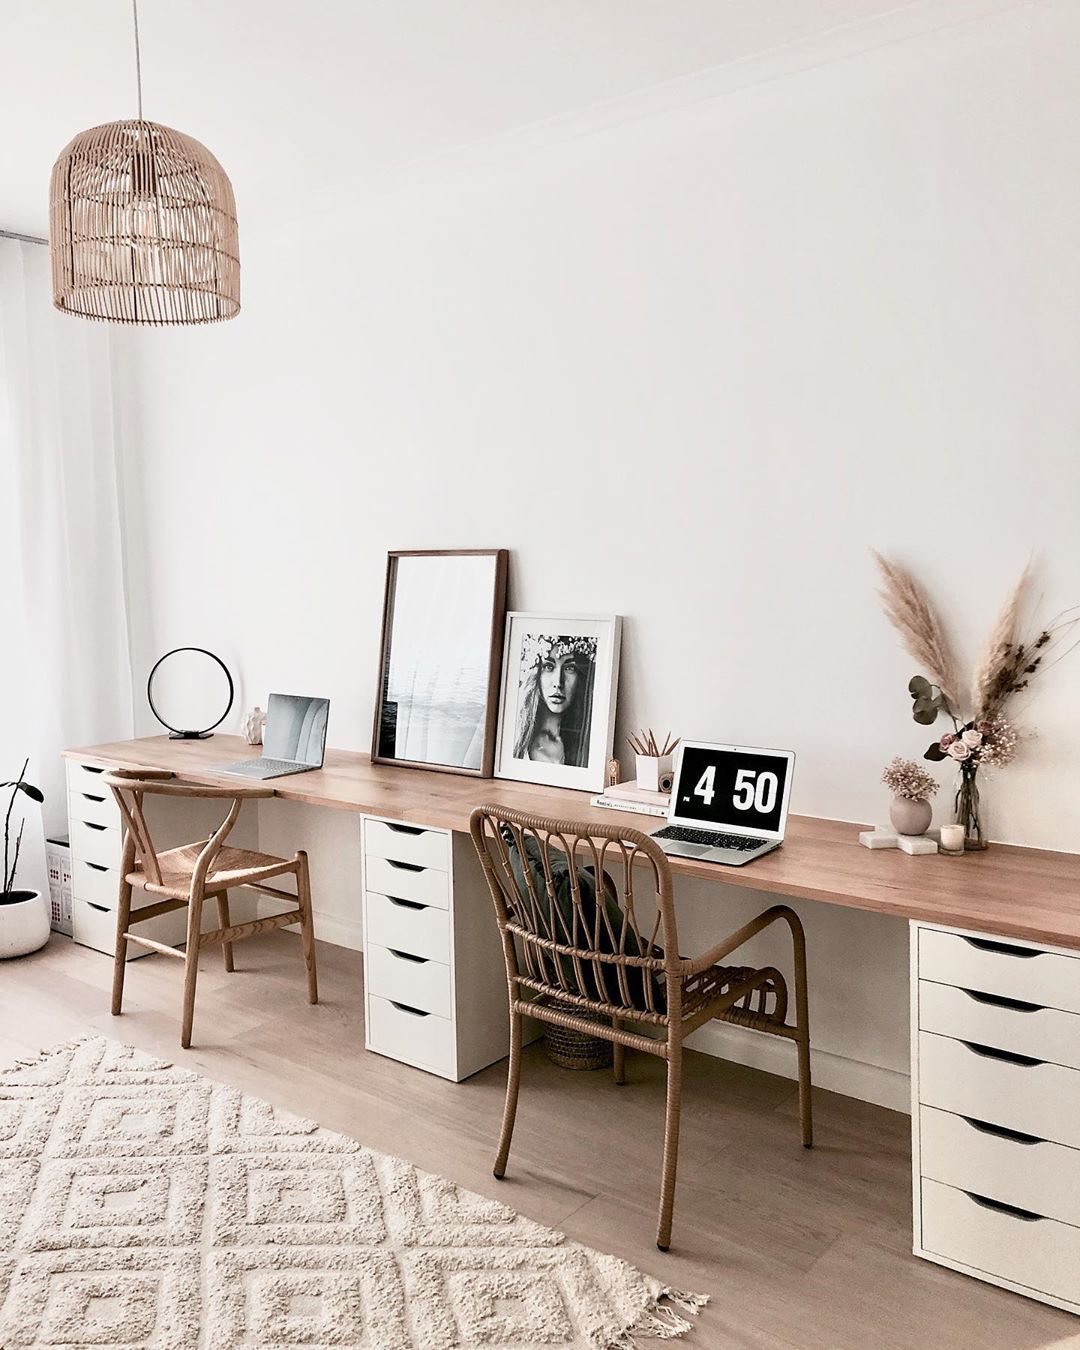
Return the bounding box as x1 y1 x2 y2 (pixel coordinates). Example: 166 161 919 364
653 825 765 852
219 758 303 776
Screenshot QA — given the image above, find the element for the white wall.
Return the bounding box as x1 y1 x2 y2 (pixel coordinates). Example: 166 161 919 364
116 2 1080 1110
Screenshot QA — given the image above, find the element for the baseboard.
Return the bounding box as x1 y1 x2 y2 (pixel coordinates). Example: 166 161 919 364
251 895 364 953
687 1020 910 1114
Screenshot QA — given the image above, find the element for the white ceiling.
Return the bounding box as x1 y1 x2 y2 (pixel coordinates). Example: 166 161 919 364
3 1 932 238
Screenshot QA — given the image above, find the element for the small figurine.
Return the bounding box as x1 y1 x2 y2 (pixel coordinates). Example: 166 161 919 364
241 706 267 746
606 757 621 788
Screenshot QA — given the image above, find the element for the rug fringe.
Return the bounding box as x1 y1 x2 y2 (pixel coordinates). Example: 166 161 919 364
608 1286 709 1348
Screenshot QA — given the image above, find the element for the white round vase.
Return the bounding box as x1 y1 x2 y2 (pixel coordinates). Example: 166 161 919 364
889 796 933 837
0 890 50 959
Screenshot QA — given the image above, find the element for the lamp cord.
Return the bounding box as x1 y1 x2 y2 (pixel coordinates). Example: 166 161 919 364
132 0 144 120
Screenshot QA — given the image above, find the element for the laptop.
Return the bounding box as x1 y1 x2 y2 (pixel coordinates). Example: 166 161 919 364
216 693 330 780
650 740 795 866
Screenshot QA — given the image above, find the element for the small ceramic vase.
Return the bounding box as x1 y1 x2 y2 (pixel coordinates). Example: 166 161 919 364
241 706 267 746
889 795 932 837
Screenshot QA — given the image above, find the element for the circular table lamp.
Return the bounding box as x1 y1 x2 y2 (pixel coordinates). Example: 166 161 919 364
147 648 234 740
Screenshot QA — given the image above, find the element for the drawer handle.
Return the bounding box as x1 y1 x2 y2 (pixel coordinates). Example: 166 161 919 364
385 858 423 873
80 792 107 804
80 765 106 776
961 987 1044 1013
962 936 1040 959
387 896 426 911
965 1191 1044 1223
961 1039 1042 1067
385 822 425 836
962 1115 1045 1146
83 822 108 833
388 949 427 964
86 902 110 913
85 862 109 873
390 1001 429 1017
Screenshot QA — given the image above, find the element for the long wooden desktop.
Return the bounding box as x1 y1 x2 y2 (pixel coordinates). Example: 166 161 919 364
63 734 1080 1317
66 733 1080 949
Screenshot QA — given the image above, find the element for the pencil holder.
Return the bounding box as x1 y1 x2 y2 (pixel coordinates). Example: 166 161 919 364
635 754 672 794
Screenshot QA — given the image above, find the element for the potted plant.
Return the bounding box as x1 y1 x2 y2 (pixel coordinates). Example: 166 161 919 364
881 757 938 836
0 759 49 959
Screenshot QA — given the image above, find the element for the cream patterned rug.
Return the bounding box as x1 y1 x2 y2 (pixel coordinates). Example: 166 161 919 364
0 1038 706 1348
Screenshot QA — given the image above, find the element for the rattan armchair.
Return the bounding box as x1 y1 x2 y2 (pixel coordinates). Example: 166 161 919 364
470 805 812 1251
104 769 318 1048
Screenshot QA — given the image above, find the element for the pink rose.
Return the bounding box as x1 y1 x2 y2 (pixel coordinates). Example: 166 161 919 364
947 741 971 761
940 733 956 748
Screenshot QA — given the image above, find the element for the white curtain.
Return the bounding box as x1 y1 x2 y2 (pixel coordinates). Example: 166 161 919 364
0 238 134 877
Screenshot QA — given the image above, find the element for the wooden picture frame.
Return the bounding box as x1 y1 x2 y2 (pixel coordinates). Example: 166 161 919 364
372 549 508 778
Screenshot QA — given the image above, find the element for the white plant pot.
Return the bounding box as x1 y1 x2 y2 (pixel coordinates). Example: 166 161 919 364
0 890 51 959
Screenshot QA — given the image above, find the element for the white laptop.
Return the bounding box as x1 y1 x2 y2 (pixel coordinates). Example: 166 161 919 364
216 693 330 780
650 741 795 866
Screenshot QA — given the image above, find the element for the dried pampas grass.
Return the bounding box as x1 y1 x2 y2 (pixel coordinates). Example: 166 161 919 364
971 565 1030 718
873 551 961 710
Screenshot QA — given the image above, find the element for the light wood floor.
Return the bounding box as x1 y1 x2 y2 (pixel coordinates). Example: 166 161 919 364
4 933 1078 1349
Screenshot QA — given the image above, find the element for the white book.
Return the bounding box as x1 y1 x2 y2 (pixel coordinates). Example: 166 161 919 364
590 792 669 819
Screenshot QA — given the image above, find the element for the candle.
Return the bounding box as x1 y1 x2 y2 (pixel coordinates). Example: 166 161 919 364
940 824 965 854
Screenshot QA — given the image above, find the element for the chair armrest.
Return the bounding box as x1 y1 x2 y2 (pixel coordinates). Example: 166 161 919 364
683 904 800 977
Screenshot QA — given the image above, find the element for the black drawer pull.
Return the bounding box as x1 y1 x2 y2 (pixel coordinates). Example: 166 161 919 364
388 949 427 964
83 821 107 832
86 902 109 913
85 862 109 873
80 765 106 775
386 858 423 873
962 936 1040 959
962 1116 1044 1146
961 987 1044 1013
387 896 426 911
390 1001 429 1017
80 792 107 804
385 822 425 836
961 1039 1042 1067
965 1191 1043 1223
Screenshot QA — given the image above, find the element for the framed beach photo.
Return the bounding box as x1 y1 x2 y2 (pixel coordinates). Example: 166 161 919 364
372 549 508 777
494 613 622 792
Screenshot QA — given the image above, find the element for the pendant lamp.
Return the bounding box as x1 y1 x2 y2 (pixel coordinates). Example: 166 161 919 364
49 0 239 325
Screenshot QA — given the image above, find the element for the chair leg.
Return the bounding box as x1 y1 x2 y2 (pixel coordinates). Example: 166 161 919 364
180 888 206 1050
215 891 234 972
791 916 813 1149
612 1018 626 1085
656 1040 683 1251
296 852 318 1005
111 878 133 1015
494 1007 523 1180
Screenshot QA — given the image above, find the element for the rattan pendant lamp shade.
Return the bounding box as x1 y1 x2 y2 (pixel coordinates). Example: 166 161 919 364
49 2 239 325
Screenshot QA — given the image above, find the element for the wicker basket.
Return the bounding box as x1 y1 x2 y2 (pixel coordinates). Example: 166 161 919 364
542 1004 614 1071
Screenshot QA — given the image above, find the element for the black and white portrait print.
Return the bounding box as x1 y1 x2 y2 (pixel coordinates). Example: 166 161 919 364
512 634 598 769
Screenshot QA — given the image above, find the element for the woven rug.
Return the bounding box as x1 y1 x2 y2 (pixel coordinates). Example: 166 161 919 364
0 1038 706 1348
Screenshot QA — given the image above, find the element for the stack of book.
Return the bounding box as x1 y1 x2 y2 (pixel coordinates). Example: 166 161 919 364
590 780 670 818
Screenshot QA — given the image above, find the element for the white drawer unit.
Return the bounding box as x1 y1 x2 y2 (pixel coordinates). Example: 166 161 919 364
361 814 511 1082
65 757 190 962
912 920 1080 1315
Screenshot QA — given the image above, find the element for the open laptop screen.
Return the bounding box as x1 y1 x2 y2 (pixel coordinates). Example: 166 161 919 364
264 694 330 767
669 742 794 840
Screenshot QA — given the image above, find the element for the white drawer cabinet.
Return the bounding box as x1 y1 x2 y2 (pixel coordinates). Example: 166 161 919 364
65 757 193 960
912 920 1080 1316
361 815 511 1082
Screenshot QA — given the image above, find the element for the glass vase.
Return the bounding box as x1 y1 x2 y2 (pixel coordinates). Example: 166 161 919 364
954 764 987 851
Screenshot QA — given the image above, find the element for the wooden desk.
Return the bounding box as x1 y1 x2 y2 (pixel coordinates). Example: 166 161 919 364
66 733 1080 950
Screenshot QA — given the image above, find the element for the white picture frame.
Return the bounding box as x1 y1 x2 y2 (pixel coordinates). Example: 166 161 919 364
494 612 622 792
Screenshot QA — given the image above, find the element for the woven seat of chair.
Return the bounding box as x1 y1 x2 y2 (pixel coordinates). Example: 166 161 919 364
681 961 789 1031
128 844 295 898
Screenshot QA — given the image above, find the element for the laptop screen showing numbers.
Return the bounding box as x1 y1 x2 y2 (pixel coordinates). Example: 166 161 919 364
669 742 794 840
